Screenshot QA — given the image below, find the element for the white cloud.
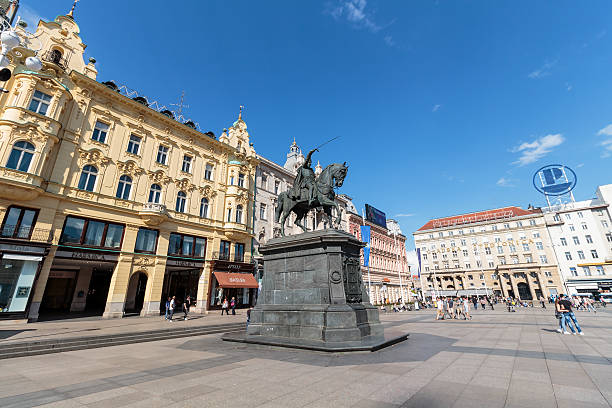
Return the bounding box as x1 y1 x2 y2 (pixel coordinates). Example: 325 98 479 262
528 60 557 79
565 82 573 92
432 104 441 112
597 124 612 158
496 177 515 187
511 134 565 166
328 0 381 32
576 163 584 168
383 35 395 47
395 213 415 217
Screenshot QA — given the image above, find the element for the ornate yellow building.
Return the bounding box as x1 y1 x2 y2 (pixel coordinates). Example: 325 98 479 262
0 10 258 321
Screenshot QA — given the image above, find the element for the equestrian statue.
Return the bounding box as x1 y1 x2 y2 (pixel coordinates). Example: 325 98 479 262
275 144 348 236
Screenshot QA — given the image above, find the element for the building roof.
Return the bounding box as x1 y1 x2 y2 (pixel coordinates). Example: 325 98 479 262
416 206 541 232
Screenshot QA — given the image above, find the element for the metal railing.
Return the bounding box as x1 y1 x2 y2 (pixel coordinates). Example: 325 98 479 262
141 203 168 213
211 251 252 264
41 50 68 70
0 225 52 242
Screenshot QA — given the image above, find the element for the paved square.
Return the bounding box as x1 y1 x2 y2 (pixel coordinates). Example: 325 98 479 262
1 307 611 408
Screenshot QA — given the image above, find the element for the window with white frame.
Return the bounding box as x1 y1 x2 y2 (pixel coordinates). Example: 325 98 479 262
581 223 588 230
524 255 532 263
544 271 552 277
462 249 468 256
78 165 97 191
509 245 516 253
204 164 214 180
156 145 169 165
148 184 161 203
603 220 609 228
28 90 52 115
200 198 209 218
577 250 585 260
92 121 110 143
536 241 543 250
498 257 506 265
582 266 591 276
460 239 466 246
182 155 192 173
577 212 583 218
560 237 567 246
570 267 577 277
259 203 267 220
569 224 575 231
564 213 571 220
596 266 605 275
529 219 536 226
176 191 187 212
6 141 35 172
497 246 503 254
127 135 141 155
522 243 529 251
533 232 540 238
591 249 598 258
586 234 594 244
115 175 132 200
235 205 243 223
572 236 580 245
274 180 280 194
238 173 245 188
539 255 548 263
606 233 612 243
565 252 572 260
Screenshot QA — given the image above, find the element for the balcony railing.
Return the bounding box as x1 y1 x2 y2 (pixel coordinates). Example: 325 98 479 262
211 251 252 264
41 50 68 70
141 203 168 213
0 225 52 243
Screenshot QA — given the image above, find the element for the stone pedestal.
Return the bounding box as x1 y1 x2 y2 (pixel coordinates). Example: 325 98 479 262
223 229 406 351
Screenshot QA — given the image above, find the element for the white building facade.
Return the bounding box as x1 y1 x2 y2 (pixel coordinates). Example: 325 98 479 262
543 184 612 295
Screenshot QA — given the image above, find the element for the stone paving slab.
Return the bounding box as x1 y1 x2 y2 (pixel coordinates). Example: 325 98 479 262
0 307 610 408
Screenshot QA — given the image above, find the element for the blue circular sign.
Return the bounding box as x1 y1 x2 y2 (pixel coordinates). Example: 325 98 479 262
532 164 577 196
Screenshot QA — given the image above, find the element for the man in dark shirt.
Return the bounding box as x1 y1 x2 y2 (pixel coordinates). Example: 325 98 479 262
559 294 584 335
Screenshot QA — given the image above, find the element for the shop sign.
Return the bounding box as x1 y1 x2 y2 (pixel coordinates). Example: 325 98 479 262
0 244 45 254
55 250 118 263
213 260 254 272
533 164 577 196
166 258 204 268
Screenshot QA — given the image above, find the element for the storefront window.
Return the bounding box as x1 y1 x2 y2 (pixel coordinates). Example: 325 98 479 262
1 206 38 239
104 224 124 248
220 240 230 260
83 220 105 246
168 233 206 258
234 243 245 262
194 238 206 258
0 257 38 313
135 228 158 253
60 217 85 243
59 217 124 249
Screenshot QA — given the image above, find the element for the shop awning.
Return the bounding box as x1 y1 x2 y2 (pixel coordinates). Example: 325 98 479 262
214 272 259 288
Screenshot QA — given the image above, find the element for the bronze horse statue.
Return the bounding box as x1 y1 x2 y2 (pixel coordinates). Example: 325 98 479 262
275 162 348 236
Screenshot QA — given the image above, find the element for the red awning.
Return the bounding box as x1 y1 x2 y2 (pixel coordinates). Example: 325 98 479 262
214 272 259 288
382 278 391 282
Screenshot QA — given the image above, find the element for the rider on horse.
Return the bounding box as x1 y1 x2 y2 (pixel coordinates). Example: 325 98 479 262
288 148 318 206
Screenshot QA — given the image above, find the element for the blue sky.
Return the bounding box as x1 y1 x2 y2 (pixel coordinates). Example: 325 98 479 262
20 1 612 253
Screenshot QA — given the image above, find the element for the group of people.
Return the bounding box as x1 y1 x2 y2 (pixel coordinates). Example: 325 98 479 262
163 295 191 322
554 294 584 335
434 297 473 320
220 296 237 315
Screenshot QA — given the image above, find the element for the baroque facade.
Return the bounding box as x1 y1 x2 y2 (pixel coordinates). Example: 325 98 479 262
414 206 565 300
0 10 258 320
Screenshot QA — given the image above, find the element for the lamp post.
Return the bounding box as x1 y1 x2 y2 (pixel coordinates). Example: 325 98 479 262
0 13 43 90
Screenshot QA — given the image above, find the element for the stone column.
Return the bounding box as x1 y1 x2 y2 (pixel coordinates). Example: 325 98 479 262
140 232 169 317
498 273 509 297
536 271 549 298
527 272 538 301
102 226 138 318
70 266 93 312
27 245 57 322
509 273 520 299
194 262 213 314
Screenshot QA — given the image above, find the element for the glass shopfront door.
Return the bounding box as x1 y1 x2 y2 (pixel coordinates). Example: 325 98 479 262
0 255 40 313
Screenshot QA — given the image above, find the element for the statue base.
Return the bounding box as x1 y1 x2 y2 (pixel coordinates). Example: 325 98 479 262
221 229 408 351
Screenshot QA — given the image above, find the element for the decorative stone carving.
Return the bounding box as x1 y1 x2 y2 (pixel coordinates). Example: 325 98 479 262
175 178 195 192
117 160 145 177
133 257 155 267
199 184 217 198
148 170 172 185
78 148 111 167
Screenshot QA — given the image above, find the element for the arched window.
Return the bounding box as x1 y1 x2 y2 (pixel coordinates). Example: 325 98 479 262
148 184 161 203
200 198 209 218
50 49 62 64
175 191 186 213
116 175 132 200
6 141 35 172
78 165 98 191
236 205 243 224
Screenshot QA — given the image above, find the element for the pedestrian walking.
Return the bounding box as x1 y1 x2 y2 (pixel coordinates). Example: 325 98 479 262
168 296 176 322
480 297 486 310
182 296 190 321
559 294 584 335
221 297 229 315
164 296 171 320
447 297 455 319
472 297 478 310
540 296 546 309
246 307 253 329
230 296 236 315
436 298 444 320
463 297 472 320
586 297 596 313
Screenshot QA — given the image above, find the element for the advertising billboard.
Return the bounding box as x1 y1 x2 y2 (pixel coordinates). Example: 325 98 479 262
365 204 387 228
